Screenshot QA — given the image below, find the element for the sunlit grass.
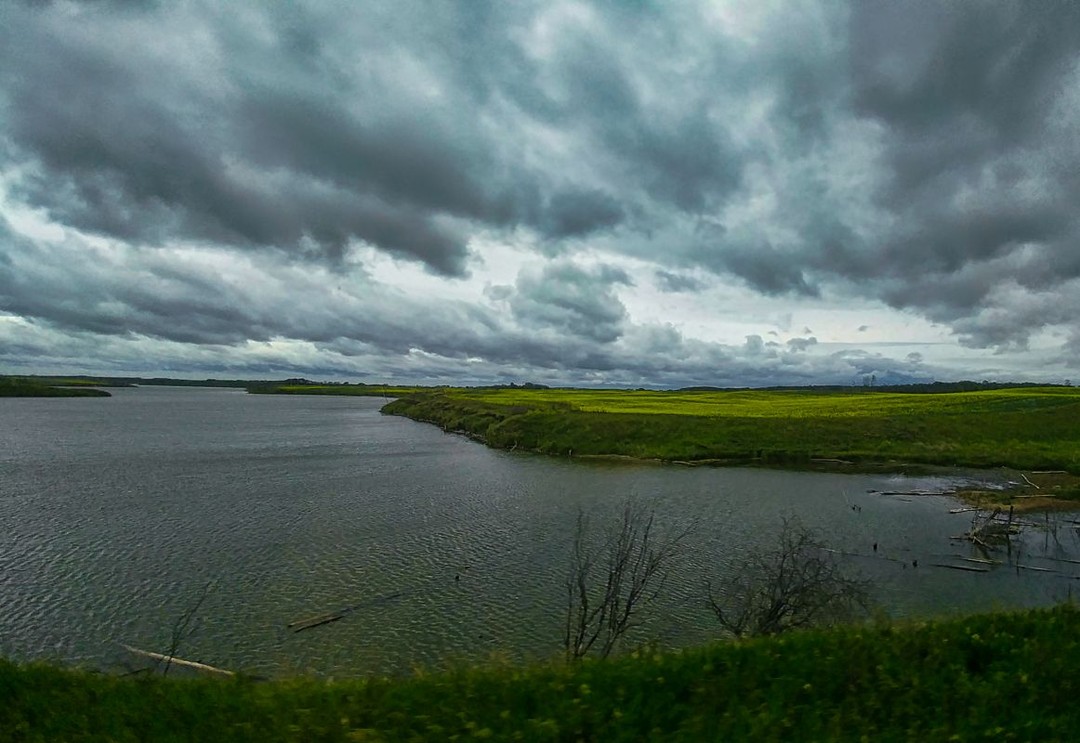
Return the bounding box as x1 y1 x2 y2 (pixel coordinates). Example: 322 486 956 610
445 386 1080 418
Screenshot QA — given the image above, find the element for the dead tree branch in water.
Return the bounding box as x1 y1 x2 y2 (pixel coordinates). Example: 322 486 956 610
564 501 690 661
708 518 870 638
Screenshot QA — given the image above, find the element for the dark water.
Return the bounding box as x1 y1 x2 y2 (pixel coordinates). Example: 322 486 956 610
2 387 1077 677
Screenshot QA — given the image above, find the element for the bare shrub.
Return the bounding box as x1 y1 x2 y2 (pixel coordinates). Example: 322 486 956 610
564 501 689 661
708 518 870 638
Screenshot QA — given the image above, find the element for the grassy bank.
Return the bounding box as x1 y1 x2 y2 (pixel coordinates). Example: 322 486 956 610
5 605 1080 741
0 376 111 397
381 386 1080 473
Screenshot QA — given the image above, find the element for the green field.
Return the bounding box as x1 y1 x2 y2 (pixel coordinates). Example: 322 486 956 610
382 386 1080 472
6 605 1080 741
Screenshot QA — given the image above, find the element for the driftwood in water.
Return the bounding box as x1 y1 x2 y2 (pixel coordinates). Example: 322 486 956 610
288 591 407 633
931 563 989 573
1020 473 1040 489
874 490 956 497
960 557 1000 566
120 644 235 676
961 506 1020 549
1038 555 1080 566
288 612 345 633
1014 564 1056 574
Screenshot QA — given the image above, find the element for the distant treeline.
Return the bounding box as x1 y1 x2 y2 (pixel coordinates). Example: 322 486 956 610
0 377 111 397
679 381 1072 394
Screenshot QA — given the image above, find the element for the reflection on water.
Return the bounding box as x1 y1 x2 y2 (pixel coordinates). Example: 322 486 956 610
1 387 1077 677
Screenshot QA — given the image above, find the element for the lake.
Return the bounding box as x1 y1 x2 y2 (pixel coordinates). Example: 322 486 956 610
2 386 1077 677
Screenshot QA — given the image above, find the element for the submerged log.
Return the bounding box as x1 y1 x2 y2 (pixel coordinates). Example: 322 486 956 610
288 612 345 633
287 591 407 633
960 557 1000 565
120 644 235 676
930 563 990 573
875 490 956 497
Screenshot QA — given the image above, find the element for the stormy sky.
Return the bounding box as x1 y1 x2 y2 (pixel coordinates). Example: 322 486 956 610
2 1 1079 387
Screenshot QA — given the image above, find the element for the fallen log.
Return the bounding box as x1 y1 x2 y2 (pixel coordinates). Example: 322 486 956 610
119 644 235 676
288 591 407 633
875 490 956 497
960 557 1000 565
1038 555 1080 566
1014 564 1056 573
931 563 989 573
288 612 345 633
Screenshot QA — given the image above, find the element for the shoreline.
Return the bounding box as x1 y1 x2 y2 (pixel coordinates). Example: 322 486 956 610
381 398 1080 512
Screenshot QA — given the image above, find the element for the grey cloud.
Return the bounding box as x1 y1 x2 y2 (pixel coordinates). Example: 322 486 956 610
744 335 766 356
508 262 631 344
787 337 818 352
0 2 646 275
654 270 706 294
0 0 769 277
539 189 624 239
723 245 818 297
836 1 1080 351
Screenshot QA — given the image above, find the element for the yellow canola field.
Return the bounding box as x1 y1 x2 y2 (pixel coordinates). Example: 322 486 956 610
446 386 1080 419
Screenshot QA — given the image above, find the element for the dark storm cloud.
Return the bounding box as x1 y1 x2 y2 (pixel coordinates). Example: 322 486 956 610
4 0 1080 383
0 1 750 276
0 2 643 274
838 0 1080 351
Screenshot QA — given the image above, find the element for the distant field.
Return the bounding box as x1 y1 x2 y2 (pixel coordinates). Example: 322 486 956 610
382 386 1080 473
442 386 1080 418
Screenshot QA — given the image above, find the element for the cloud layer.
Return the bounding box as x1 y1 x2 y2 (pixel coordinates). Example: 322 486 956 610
2 1 1079 385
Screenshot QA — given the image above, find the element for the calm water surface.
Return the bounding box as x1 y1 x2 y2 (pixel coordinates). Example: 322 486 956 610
2 387 1077 677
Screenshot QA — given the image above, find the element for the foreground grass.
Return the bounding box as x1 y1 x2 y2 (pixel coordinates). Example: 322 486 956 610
6 606 1080 741
382 386 1080 473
